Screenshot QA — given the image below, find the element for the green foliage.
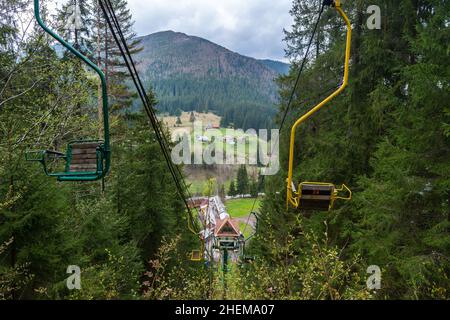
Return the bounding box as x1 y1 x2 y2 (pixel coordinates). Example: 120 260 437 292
135 31 281 130
256 0 450 300
174 108 182 117
228 218 371 300
0 0 198 300
56 0 93 55
218 184 226 200
142 236 211 300
68 248 141 300
0 238 34 300
202 178 217 197
236 165 249 195
1 0 448 301
249 178 259 197
228 180 237 197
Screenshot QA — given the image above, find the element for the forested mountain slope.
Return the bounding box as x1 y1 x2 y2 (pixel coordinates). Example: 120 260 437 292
1 0 448 301
135 31 289 129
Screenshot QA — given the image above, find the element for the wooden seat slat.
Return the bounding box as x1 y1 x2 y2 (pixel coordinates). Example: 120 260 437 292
72 153 97 160
69 164 98 172
70 143 101 149
71 149 98 155
71 159 98 165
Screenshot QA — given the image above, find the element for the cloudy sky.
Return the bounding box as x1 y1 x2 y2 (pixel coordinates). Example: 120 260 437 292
48 0 294 61
127 0 294 62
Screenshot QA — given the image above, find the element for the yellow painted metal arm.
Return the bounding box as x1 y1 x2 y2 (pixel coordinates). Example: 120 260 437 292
334 184 352 201
287 3 352 208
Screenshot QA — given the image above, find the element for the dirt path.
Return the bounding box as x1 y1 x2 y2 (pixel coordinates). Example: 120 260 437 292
233 214 257 229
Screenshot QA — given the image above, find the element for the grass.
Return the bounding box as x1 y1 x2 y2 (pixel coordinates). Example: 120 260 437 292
239 221 253 239
186 178 234 196
225 198 261 218
162 111 266 161
226 198 260 239
161 111 221 130
187 179 207 195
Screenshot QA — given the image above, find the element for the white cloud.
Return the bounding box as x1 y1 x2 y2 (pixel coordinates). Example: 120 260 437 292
47 0 293 61
127 0 293 61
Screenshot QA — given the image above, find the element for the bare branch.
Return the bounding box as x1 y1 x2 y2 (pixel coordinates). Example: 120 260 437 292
0 79 41 109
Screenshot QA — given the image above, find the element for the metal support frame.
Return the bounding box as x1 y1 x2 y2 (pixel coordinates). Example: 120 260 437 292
29 0 110 181
286 1 352 209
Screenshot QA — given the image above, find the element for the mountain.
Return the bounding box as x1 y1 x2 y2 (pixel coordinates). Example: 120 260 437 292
134 31 289 130
259 59 290 75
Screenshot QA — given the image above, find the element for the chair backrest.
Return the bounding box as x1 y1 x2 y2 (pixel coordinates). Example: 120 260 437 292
68 142 101 173
190 250 201 261
299 183 334 211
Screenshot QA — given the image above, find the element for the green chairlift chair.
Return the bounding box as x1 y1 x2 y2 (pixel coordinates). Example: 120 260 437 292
26 0 110 182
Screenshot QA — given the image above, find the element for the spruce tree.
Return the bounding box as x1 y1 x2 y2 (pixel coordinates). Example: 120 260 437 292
236 165 249 195
92 0 142 114
256 0 450 299
228 181 237 197
249 178 258 198
56 0 93 54
189 111 196 123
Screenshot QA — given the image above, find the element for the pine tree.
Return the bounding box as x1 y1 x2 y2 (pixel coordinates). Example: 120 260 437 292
236 165 249 195
350 0 450 299
0 1 101 298
249 178 258 198
56 0 93 54
92 0 142 114
256 0 450 299
283 0 336 61
0 0 205 300
219 184 226 200
189 111 196 123
228 181 237 197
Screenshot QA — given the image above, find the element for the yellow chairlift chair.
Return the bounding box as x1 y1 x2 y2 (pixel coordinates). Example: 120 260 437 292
286 0 352 211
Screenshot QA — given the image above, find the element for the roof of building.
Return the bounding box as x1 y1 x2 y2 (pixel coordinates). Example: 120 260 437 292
214 217 241 237
188 197 209 209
